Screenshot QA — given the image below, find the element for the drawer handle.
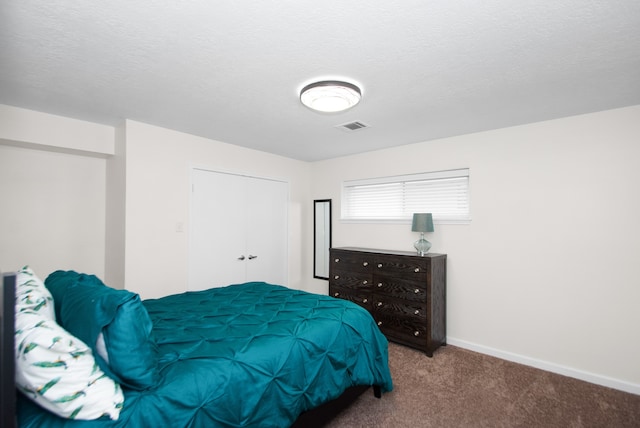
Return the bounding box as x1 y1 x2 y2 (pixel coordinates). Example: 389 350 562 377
334 275 340 280
377 321 383 326
334 292 340 297
414 289 420 294
414 268 420 273
362 280 368 285
414 331 420 337
414 309 420 315
377 263 383 268
362 298 368 303
363 261 368 267
377 283 383 288
335 258 340 262
377 302 383 307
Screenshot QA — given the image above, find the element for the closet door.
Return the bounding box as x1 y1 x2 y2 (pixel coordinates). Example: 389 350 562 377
188 169 288 291
244 176 288 284
189 169 246 290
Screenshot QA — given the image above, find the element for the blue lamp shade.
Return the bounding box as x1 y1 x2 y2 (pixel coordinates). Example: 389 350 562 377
411 213 434 256
411 213 434 233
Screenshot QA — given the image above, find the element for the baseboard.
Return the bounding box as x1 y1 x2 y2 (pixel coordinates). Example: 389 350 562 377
446 337 640 396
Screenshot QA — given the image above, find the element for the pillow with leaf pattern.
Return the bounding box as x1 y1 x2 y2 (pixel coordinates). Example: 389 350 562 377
15 310 124 420
15 266 55 320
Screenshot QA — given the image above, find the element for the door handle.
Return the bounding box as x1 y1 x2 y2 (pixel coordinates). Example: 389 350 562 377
248 255 258 260
237 255 245 260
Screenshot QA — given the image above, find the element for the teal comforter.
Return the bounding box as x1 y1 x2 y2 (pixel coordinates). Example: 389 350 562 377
18 282 393 427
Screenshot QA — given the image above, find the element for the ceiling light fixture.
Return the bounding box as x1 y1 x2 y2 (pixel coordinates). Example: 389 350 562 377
300 80 362 113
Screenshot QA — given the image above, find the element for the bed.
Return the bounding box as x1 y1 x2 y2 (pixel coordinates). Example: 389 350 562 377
6 267 393 427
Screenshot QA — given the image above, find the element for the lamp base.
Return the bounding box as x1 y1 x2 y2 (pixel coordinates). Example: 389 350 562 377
414 236 432 256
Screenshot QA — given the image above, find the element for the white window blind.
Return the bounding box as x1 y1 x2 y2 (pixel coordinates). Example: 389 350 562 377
341 168 470 223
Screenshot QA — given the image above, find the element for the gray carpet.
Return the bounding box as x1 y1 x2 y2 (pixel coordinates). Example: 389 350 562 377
326 343 640 427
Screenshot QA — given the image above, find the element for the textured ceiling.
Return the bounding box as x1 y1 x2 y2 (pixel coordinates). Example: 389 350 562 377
1 1 639 161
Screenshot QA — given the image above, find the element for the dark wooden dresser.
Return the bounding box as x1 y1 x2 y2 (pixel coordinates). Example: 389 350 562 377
329 247 447 357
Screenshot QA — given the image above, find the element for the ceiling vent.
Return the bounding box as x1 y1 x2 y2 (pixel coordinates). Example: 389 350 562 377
336 121 370 132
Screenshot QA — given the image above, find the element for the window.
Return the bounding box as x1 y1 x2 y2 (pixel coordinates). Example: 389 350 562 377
341 168 470 223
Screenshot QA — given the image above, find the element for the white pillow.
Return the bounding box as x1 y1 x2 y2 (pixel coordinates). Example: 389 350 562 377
15 310 124 420
15 266 55 320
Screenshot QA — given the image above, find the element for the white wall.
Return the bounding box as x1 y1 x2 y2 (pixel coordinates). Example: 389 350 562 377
122 120 312 299
104 123 127 288
0 105 113 279
0 144 107 278
0 104 114 155
310 105 640 393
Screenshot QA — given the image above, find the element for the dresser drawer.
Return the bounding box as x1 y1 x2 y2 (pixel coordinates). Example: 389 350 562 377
372 296 427 320
329 285 372 310
372 278 427 303
372 254 429 281
331 250 373 274
374 313 428 347
331 271 372 291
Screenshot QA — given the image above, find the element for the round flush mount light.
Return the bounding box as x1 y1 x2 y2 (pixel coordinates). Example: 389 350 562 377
300 80 362 113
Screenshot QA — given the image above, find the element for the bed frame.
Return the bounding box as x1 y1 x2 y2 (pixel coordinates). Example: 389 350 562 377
1 272 17 428
1 273 381 427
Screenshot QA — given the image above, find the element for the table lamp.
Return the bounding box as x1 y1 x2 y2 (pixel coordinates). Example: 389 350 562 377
411 213 434 256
